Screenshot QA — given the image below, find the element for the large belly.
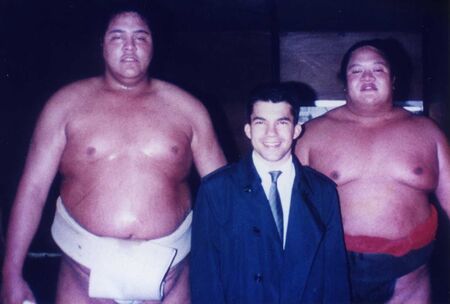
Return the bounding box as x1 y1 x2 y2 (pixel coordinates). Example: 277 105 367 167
338 179 432 239
59 162 192 240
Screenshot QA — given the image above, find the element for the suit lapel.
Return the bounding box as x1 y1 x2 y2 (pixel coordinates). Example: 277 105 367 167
237 155 283 247
280 161 325 302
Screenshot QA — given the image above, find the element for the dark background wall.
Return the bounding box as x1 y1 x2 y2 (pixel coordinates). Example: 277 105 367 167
0 0 448 302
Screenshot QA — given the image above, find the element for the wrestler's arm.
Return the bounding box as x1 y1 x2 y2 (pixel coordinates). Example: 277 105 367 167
294 120 315 165
323 185 351 303
190 182 225 304
435 130 450 218
1 93 68 304
189 99 226 177
294 137 310 165
295 114 336 167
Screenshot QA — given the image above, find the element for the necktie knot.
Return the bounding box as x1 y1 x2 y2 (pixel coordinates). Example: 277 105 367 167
269 170 282 183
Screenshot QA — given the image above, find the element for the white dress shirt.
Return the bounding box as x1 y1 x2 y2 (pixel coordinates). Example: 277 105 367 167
252 151 296 248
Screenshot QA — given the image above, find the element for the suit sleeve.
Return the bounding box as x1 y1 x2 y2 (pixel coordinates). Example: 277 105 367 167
190 182 225 304
323 186 351 303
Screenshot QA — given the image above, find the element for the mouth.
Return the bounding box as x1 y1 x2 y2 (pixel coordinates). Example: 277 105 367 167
263 142 281 148
121 55 138 63
360 84 377 91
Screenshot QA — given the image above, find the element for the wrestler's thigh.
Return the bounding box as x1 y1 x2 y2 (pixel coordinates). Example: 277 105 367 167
55 256 113 304
388 265 431 304
159 260 190 304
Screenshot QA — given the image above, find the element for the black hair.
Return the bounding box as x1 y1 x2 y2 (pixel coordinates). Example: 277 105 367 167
247 83 301 124
97 1 153 43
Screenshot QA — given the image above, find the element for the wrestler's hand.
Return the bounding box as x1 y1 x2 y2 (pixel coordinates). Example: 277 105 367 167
1 274 36 304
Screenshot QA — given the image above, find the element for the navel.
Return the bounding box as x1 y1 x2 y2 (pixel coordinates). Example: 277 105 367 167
413 167 424 175
86 147 96 156
171 146 179 154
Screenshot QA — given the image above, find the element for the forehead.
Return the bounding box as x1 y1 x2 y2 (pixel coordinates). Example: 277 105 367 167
106 12 150 33
252 101 293 118
348 46 388 65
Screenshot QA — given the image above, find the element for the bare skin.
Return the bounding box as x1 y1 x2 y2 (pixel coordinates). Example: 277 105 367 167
2 12 226 304
295 46 450 303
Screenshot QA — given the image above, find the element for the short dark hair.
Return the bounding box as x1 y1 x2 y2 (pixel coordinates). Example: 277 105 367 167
99 1 152 39
247 83 301 124
338 39 396 84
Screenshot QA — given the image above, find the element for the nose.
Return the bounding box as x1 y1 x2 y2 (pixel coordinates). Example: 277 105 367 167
123 37 136 51
266 123 278 136
361 69 374 81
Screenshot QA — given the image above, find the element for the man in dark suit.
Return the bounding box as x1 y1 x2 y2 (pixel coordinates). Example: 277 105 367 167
190 83 350 303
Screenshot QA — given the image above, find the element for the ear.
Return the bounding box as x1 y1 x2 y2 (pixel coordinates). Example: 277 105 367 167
293 123 302 140
244 123 252 140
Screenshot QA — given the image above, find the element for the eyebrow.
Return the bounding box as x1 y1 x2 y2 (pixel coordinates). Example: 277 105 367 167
106 29 151 35
347 61 388 69
251 116 292 122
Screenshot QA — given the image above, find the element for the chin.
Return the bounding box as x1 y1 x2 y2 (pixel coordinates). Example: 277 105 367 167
261 154 284 163
122 67 141 75
122 70 146 79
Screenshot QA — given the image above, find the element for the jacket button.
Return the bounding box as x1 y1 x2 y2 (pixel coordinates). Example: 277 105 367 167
244 186 252 193
252 226 261 235
254 273 263 283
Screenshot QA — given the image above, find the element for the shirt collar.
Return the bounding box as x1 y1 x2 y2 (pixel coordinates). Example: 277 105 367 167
252 151 294 181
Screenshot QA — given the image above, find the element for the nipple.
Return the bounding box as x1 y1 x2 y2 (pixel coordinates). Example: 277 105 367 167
330 171 340 180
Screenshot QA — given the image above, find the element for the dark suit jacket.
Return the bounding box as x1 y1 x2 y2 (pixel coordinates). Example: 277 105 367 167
190 154 350 303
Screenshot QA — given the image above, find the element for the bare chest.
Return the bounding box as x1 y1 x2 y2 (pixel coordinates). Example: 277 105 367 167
61 101 192 167
309 124 439 190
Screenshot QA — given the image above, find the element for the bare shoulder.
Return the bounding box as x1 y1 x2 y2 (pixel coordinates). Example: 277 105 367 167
151 79 204 107
150 79 210 119
43 77 101 115
296 108 342 159
301 107 344 135
405 112 449 143
30 77 102 144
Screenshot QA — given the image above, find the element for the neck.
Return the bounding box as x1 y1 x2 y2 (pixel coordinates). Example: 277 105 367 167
346 98 394 118
343 104 405 127
103 71 150 92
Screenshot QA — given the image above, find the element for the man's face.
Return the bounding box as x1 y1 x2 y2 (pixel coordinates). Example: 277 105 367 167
103 12 153 83
346 46 394 107
245 101 301 167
